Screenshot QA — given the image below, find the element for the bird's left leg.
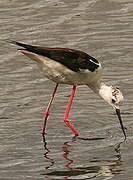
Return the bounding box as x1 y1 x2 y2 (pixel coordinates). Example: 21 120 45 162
64 85 79 136
41 83 59 136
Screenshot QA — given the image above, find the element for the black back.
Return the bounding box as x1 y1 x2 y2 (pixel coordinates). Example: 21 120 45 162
11 41 100 72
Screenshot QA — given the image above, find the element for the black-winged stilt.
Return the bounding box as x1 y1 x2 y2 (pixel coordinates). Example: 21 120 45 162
8 41 126 141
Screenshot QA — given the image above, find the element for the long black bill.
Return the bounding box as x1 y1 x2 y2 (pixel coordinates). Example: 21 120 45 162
116 108 126 142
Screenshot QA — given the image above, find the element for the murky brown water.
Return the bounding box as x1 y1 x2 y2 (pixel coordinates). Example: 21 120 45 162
0 0 133 179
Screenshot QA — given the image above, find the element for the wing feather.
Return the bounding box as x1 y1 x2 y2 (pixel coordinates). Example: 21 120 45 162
10 41 100 72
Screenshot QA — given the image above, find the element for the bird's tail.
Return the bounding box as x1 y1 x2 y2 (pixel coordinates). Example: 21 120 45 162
6 40 33 50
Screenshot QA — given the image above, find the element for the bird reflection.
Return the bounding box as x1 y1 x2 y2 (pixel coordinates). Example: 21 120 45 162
62 135 77 170
61 136 124 179
62 142 73 170
114 138 126 161
42 135 54 169
89 158 122 178
42 134 124 179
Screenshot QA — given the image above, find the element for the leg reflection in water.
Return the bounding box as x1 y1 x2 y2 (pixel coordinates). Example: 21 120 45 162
62 142 74 170
62 135 78 170
42 134 124 179
42 135 55 169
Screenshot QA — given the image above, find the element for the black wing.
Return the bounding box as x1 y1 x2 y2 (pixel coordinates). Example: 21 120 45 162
9 41 100 72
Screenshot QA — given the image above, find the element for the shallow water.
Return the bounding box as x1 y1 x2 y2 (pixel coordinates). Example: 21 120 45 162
0 0 133 179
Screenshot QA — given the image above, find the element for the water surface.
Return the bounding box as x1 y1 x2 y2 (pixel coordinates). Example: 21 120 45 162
0 0 133 179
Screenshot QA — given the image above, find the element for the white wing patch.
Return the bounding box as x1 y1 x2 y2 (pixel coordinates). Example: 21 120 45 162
90 59 100 66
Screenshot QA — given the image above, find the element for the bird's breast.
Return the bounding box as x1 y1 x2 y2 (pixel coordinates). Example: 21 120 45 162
40 61 102 85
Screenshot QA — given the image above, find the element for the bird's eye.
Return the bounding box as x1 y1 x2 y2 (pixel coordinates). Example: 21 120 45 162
112 99 116 104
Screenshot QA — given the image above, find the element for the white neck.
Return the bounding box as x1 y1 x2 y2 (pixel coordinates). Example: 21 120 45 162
88 81 112 103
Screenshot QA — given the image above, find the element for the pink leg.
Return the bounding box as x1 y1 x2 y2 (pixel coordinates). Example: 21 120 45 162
41 83 58 135
64 85 79 136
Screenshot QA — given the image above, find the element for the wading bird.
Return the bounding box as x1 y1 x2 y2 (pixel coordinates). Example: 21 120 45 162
8 41 126 141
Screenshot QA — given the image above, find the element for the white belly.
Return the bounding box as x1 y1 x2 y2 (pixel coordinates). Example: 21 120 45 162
39 58 102 85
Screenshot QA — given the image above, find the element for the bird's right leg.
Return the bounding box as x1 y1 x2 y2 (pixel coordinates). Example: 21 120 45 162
64 85 79 136
41 83 59 136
